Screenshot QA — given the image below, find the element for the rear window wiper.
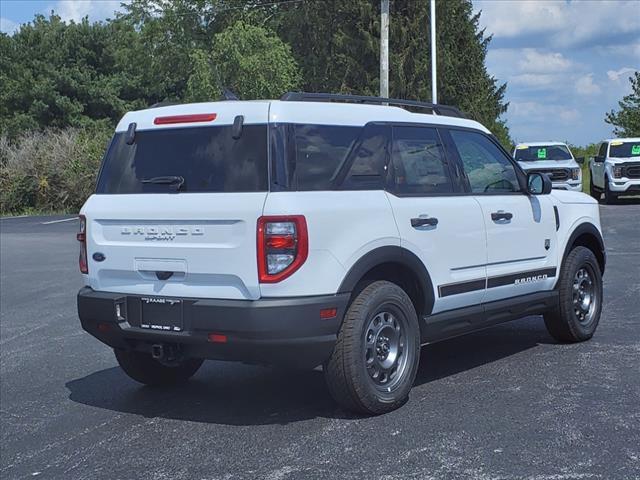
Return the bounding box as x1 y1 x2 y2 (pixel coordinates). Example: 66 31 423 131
141 175 185 191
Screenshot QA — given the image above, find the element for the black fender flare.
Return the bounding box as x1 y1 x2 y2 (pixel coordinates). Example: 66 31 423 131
562 222 606 273
337 246 435 315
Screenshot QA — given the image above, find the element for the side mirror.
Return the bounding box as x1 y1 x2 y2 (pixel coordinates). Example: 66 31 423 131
528 172 552 195
594 155 604 163
575 156 585 165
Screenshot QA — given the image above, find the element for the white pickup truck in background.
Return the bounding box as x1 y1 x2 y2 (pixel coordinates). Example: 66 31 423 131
513 142 583 192
589 138 640 204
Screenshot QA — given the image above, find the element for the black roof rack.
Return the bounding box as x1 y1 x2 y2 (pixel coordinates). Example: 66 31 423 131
280 92 465 118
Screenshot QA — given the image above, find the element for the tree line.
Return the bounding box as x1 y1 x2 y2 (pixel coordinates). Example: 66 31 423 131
1 0 637 214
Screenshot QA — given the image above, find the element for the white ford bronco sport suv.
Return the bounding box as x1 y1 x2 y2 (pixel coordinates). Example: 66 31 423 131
589 137 640 203
513 142 583 192
77 93 606 415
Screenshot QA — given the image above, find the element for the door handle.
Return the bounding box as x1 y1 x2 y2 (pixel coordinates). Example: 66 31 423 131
411 216 439 228
491 211 513 222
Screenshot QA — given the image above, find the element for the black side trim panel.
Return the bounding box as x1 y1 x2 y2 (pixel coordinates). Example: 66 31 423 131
422 291 559 343
338 246 435 315
438 279 486 297
438 267 557 297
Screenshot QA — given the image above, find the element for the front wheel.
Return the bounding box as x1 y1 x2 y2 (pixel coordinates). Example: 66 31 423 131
324 281 421 415
115 348 204 386
544 246 603 343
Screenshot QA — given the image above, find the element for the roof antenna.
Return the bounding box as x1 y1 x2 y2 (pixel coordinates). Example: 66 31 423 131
222 89 240 101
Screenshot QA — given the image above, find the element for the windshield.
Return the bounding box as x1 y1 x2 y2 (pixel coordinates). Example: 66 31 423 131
514 145 573 162
609 141 640 158
96 125 268 194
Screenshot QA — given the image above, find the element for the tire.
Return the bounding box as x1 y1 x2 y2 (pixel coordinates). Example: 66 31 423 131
114 348 203 386
324 280 421 415
544 246 603 343
603 176 617 204
589 174 600 200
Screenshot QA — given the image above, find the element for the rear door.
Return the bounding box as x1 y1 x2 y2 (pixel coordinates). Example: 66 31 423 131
591 142 608 188
384 125 487 315
82 103 270 300
444 128 558 303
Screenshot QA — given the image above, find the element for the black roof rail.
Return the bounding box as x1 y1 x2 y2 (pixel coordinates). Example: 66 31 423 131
280 92 465 118
147 101 179 109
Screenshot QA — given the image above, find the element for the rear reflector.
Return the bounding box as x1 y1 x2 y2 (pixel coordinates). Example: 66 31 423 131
320 308 337 319
154 113 217 125
208 333 228 343
97 323 111 333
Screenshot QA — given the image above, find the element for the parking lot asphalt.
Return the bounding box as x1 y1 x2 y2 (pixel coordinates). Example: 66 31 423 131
1 204 639 480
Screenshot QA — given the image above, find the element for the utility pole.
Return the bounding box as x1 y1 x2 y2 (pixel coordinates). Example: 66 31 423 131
380 0 389 98
430 0 437 104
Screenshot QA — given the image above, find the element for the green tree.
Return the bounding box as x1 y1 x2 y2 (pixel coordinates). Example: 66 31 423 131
605 72 640 137
209 21 300 99
273 0 511 146
0 15 145 138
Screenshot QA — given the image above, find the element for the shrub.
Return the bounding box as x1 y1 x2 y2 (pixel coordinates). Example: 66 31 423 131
0 126 111 214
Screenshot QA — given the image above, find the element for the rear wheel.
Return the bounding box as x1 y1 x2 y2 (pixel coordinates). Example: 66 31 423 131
115 348 203 386
544 246 602 343
324 281 420 415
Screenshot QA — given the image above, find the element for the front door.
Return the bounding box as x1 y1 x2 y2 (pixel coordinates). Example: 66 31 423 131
444 128 558 303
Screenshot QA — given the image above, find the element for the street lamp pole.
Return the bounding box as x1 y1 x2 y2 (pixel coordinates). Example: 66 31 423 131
430 0 437 104
380 0 389 98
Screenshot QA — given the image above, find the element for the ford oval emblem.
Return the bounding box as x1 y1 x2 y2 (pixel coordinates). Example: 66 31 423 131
92 252 106 262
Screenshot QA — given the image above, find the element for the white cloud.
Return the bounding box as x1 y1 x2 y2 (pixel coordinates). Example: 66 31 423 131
510 101 578 124
518 49 572 73
475 0 640 48
607 67 638 82
575 74 601 95
49 0 127 23
0 17 19 35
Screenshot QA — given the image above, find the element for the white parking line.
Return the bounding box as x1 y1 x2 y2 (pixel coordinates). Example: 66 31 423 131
41 217 78 225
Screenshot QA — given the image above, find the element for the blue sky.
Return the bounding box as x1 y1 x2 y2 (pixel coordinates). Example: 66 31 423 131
1 0 639 146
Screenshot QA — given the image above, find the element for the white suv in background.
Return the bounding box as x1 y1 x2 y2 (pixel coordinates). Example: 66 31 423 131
77 93 606 415
513 142 583 192
589 137 640 203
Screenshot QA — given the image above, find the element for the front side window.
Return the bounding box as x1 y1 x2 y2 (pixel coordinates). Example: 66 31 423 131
449 129 520 193
390 126 453 194
598 142 608 157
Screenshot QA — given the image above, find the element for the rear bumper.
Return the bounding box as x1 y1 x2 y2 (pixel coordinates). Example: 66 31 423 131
77 287 350 368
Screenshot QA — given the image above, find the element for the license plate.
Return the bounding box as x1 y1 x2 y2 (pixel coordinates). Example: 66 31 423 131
140 297 183 332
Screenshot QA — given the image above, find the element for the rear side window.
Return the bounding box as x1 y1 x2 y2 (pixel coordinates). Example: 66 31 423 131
390 126 453 194
292 124 360 190
96 125 268 194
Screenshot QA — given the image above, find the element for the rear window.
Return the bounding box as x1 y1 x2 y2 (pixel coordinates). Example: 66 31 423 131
96 125 268 194
514 145 572 161
609 141 640 158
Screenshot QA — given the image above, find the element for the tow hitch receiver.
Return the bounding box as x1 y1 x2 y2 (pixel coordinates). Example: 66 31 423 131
150 343 183 365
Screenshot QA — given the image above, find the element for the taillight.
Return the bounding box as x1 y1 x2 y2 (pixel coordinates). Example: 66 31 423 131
153 113 217 125
257 216 308 283
77 214 88 274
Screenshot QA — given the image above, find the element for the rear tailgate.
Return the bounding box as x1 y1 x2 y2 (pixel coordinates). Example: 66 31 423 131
81 102 270 300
